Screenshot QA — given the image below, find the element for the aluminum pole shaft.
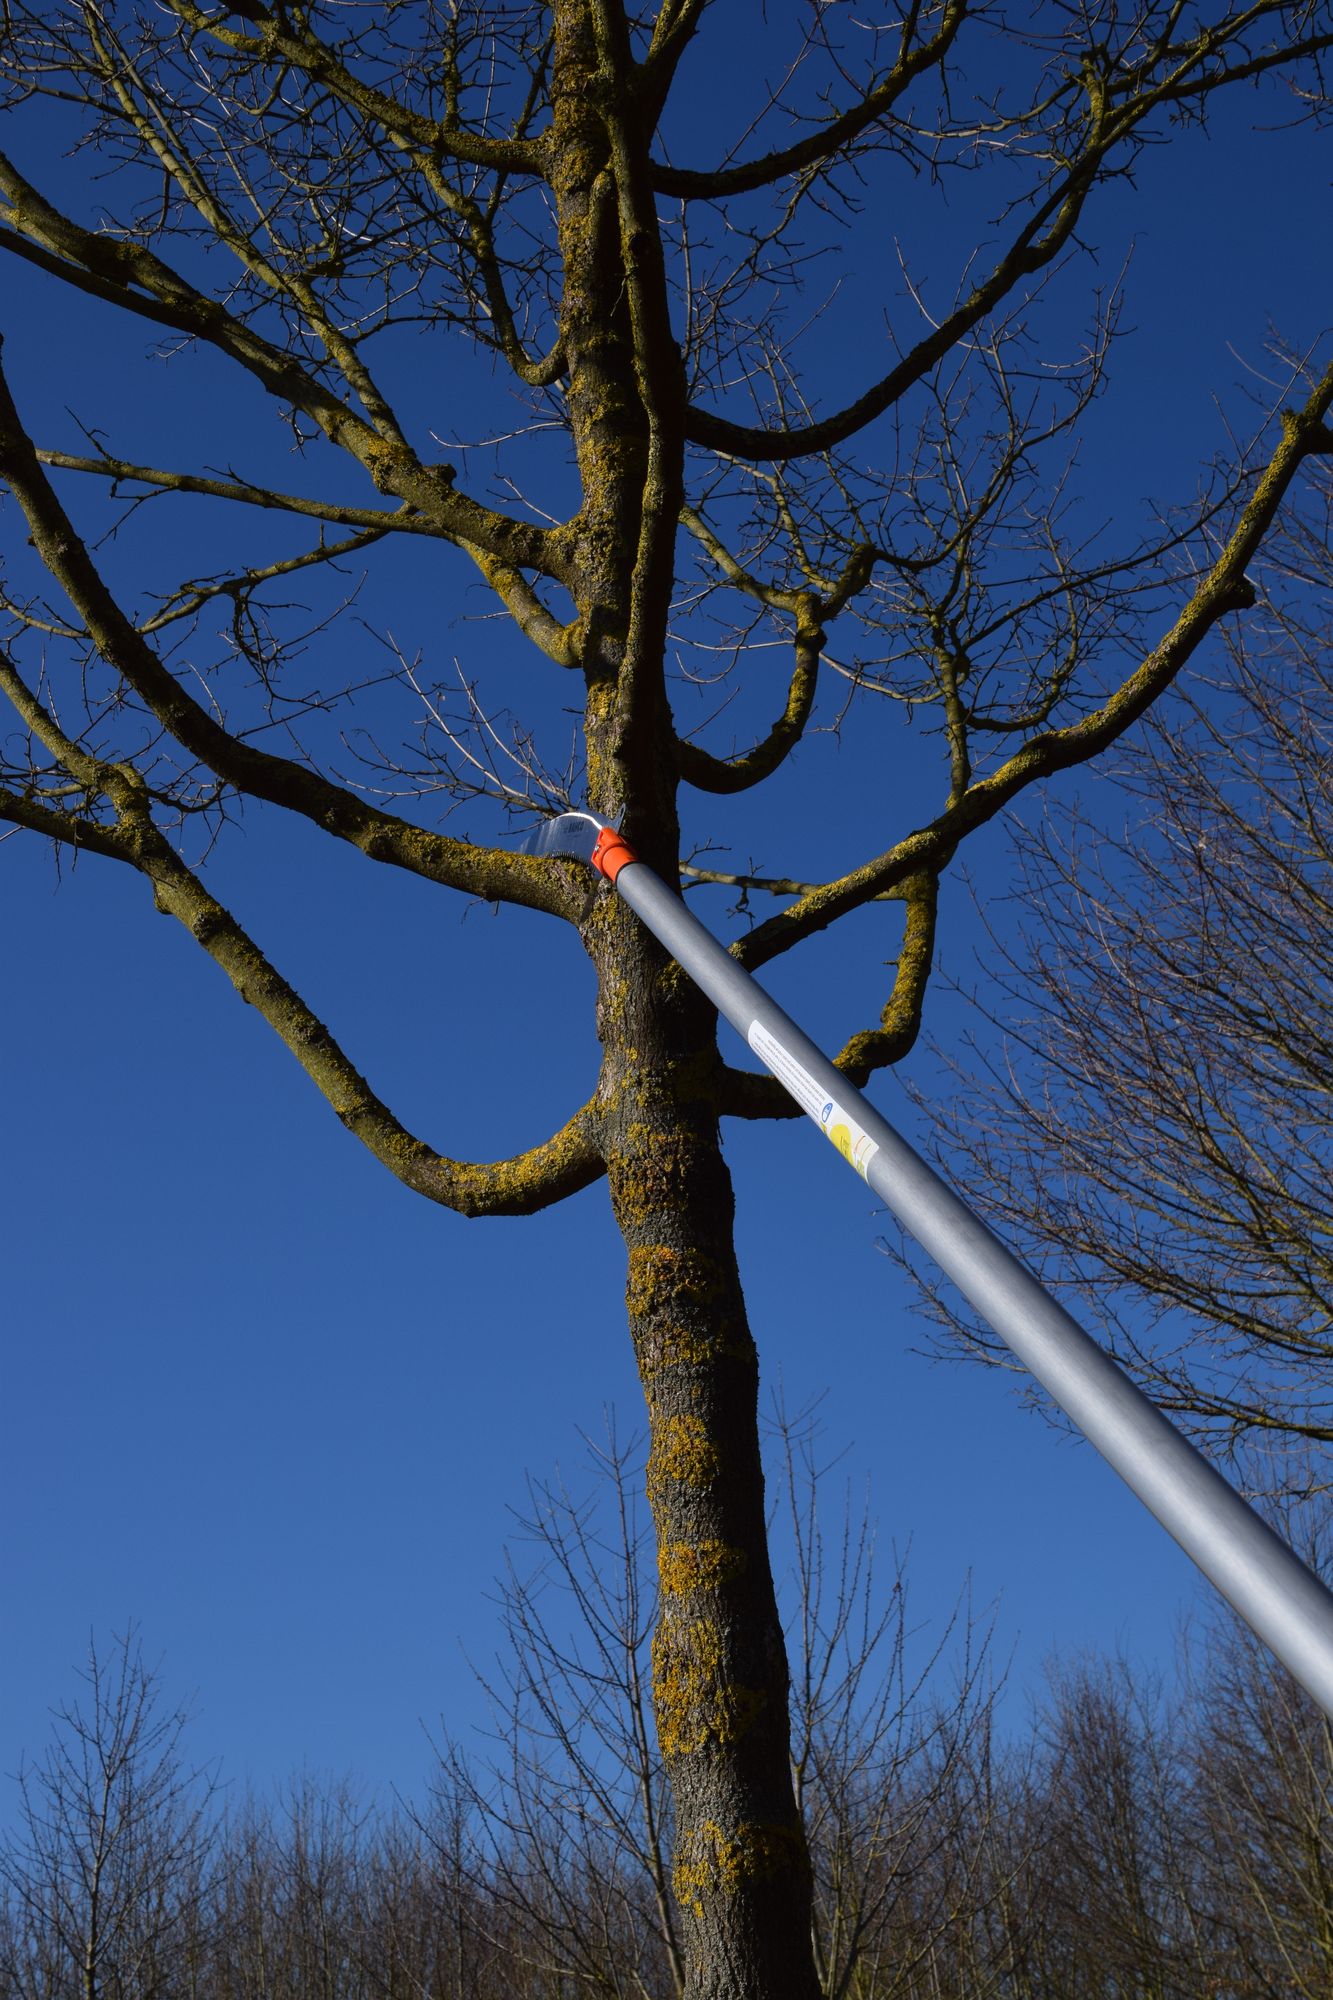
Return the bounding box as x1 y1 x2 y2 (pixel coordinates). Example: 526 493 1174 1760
603 847 1333 1718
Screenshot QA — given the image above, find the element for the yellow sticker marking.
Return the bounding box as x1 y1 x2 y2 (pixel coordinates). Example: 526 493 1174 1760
747 1022 879 1182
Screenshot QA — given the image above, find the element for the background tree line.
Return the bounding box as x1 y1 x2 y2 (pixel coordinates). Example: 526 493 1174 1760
4 1417 1331 2000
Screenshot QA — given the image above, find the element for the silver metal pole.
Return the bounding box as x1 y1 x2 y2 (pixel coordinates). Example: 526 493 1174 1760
531 812 1333 1716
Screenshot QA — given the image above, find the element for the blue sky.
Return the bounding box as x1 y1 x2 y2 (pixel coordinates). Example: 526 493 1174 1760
2 12 1330 1806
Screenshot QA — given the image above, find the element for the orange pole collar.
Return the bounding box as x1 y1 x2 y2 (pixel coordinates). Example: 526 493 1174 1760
590 826 638 883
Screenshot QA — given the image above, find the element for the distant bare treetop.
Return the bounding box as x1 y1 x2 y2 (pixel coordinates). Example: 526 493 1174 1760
900 466 1333 1479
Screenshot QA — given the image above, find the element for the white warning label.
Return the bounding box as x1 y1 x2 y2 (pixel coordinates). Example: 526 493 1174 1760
748 1022 880 1182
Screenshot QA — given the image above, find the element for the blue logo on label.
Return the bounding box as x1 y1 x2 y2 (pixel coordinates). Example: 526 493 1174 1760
820 1101 833 1125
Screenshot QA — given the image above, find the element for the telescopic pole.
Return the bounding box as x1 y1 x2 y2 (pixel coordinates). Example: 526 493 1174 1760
530 810 1333 1718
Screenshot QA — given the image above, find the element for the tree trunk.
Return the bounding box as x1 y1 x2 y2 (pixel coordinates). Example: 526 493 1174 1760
594 895 820 2000
550 7 820 1988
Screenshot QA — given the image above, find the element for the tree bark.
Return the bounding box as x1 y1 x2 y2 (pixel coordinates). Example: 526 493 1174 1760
549 9 820 1989
594 896 820 2000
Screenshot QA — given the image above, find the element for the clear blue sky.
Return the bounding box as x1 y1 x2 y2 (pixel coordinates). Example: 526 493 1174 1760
2 16 1328 1806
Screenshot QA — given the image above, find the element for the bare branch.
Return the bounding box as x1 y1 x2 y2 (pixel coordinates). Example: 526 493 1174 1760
164 0 547 176
733 360 1333 971
675 612 821 794
681 15 1333 463
0 351 582 921
651 1 966 198
0 157 561 577
0 641 601 1218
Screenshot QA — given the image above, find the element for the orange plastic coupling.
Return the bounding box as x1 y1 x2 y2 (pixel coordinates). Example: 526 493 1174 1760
590 826 638 884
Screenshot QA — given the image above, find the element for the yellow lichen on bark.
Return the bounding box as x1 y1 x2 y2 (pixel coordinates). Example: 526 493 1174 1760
659 1539 746 1597
639 1319 750 1374
672 1820 805 1921
647 1412 720 1495
611 1121 724 1228
625 1245 749 1373
652 1618 764 1757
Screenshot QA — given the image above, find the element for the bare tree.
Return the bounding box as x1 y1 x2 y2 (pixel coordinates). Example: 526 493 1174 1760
3 7 1332 1990
1188 1526 1333 1999
774 1413 1000 2000
0 1630 217 2000
1030 1660 1205 1999
361 1774 501 2000
440 1408 1002 2000
476 1427 680 1999
900 463 1333 1478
